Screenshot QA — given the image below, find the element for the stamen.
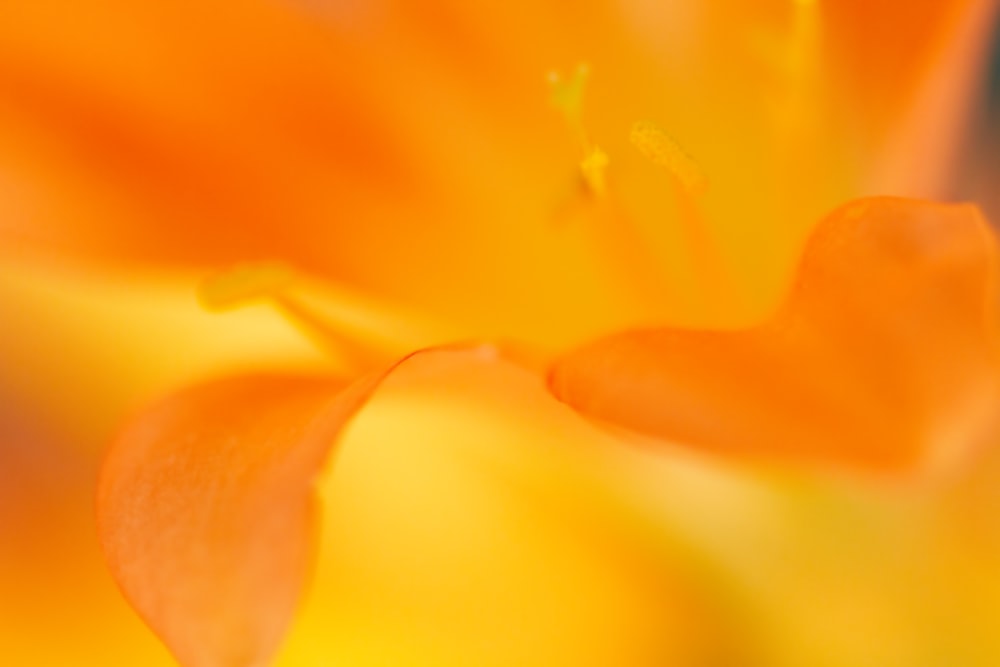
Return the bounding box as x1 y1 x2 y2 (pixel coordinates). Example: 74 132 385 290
630 121 736 311
629 121 707 194
549 63 612 200
580 146 610 199
199 263 456 372
548 63 591 151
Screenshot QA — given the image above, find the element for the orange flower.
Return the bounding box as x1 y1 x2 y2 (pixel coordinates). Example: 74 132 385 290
95 196 1000 666
2 1 1000 666
1 0 995 339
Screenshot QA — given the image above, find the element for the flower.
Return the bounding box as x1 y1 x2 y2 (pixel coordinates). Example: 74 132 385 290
2 1 1000 666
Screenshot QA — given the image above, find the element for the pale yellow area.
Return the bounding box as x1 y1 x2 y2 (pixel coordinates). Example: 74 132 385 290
268 352 1000 666
276 353 736 667
617 438 1000 667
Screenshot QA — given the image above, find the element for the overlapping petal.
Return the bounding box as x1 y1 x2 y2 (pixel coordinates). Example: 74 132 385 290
550 198 1000 472
98 375 339 667
97 348 496 667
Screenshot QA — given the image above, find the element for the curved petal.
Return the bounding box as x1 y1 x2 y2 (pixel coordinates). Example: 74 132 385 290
96 347 496 667
97 374 349 667
549 198 1000 472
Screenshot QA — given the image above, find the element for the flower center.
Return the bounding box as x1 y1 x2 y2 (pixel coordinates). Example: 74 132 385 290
549 64 740 317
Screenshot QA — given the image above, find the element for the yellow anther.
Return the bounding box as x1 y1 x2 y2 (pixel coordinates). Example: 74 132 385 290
580 146 609 198
198 261 296 311
630 121 707 194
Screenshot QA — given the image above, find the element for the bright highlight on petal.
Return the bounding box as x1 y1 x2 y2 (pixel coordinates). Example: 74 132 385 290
276 348 745 667
550 197 1000 473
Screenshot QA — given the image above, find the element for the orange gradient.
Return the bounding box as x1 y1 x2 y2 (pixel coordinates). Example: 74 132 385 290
3 1 1000 666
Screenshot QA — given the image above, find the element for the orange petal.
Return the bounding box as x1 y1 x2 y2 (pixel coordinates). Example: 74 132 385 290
97 347 495 667
0 0 413 266
549 198 1000 473
3 0 995 350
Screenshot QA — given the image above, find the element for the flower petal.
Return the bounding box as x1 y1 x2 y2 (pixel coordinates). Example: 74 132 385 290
96 347 494 667
549 198 1000 472
97 374 348 667
0 0 412 265
4 0 996 347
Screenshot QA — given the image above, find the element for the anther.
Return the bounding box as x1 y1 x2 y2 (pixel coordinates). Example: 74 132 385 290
630 121 707 194
629 122 738 311
549 64 613 199
580 146 610 199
